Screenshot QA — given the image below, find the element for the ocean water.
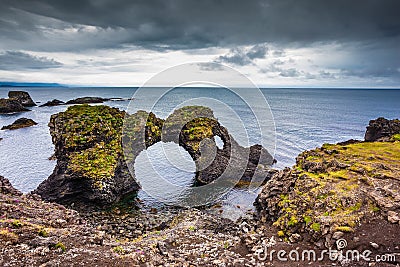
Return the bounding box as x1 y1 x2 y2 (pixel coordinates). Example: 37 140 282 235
1 87 399 218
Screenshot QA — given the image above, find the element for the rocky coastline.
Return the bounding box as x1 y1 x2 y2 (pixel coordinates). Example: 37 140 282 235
1 94 400 266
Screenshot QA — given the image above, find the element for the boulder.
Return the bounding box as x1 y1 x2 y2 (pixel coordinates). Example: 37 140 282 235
365 117 400 142
0 98 30 114
8 91 36 107
40 99 65 107
66 97 109 105
1 118 37 130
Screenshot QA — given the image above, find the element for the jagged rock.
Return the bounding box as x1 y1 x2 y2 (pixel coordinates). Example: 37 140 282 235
1 118 37 130
365 117 400 142
8 91 36 107
0 98 30 114
40 99 65 107
66 97 109 105
0 176 22 196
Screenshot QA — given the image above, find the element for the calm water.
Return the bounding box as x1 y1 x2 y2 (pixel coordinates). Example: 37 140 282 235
0 87 399 219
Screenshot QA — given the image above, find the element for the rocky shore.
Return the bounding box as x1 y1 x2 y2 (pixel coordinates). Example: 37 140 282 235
1 103 400 266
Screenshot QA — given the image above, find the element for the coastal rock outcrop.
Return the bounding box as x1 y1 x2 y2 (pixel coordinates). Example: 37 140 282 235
8 91 36 107
66 97 109 105
161 106 276 184
34 105 140 207
365 117 400 142
36 105 275 207
0 98 29 114
1 118 38 130
255 119 400 247
40 99 65 107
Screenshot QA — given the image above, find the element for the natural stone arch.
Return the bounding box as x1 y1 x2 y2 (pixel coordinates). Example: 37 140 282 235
36 105 276 207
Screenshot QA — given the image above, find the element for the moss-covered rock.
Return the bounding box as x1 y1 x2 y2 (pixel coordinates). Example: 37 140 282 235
34 105 139 207
36 104 275 207
255 124 400 246
162 106 276 185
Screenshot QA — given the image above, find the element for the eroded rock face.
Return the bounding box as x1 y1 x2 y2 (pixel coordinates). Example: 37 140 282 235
255 120 400 246
8 91 36 107
34 105 140 207
0 98 29 114
365 117 400 142
1 118 37 130
161 106 276 185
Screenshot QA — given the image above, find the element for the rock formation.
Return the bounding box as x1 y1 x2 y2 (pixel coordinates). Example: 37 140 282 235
36 105 275 207
66 97 109 105
34 105 140 207
8 91 36 107
364 117 400 142
40 99 65 107
1 118 38 130
0 98 29 114
255 118 400 247
161 106 276 185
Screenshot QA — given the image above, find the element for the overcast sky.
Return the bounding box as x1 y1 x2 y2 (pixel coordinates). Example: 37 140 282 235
0 0 399 87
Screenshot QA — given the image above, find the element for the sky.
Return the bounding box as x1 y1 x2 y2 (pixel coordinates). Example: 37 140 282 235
0 0 399 87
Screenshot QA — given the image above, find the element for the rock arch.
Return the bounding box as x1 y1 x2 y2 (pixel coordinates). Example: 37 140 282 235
35 105 275 207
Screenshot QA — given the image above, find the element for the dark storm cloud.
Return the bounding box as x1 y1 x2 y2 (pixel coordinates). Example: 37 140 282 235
0 51 62 70
1 0 399 51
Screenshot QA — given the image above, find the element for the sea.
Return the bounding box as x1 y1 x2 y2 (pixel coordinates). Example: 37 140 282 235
1 87 399 219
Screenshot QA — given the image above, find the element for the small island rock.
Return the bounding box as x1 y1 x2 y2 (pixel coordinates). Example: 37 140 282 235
8 91 36 107
1 118 38 130
40 99 65 107
0 98 30 114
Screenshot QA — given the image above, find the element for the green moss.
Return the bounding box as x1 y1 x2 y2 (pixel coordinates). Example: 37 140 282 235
38 228 48 237
277 230 285 237
335 226 354 232
311 223 321 232
11 220 22 228
303 215 312 225
58 105 164 184
392 134 400 141
53 242 66 252
113 245 124 254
